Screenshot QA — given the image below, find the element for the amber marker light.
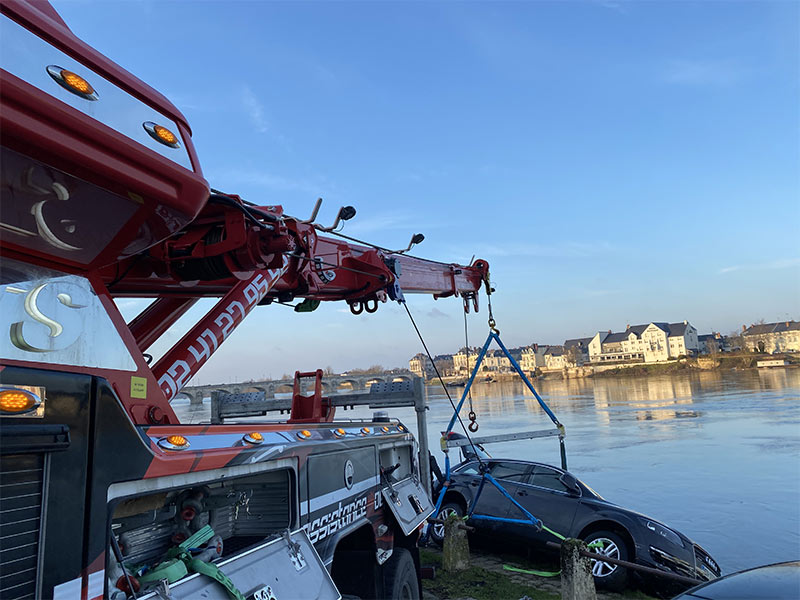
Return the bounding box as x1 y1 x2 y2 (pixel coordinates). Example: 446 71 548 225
333 428 346 438
143 121 180 148
297 430 312 440
361 427 371 435
46 65 98 100
381 426 391 433
0 389 40 414
244 432 264 444
157 435 190 450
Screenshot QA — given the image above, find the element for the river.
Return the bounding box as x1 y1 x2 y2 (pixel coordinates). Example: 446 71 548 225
174 368 800 574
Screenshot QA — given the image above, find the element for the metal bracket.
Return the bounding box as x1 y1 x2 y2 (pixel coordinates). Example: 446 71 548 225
283 529 306 571
153 579 173 599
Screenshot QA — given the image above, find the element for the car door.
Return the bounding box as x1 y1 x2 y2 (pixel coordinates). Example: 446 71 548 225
468 460 533 537
501 464 580 546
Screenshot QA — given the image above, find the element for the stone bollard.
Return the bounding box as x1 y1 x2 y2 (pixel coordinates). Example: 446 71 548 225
442 513 470 572
560 538 597 600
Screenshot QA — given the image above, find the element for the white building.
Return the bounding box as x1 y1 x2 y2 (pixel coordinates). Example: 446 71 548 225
742 321 800 354
520 344 548 373
453 347 480 375
408 353 435 379
589 321 699 363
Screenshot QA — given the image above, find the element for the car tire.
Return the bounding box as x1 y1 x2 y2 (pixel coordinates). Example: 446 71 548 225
430 502 464 545
383 548 419 600
583 530 630 592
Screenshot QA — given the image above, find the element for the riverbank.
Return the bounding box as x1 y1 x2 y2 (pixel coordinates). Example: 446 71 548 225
588 353 800 378
419 546 656 600
435 353 799 383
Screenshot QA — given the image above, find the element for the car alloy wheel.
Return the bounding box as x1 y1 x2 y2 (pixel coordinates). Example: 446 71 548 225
432 507 460 540
590 537 620 577
432 504 462 542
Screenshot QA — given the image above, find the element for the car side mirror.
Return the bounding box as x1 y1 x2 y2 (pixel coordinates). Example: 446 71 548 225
560 472 581 496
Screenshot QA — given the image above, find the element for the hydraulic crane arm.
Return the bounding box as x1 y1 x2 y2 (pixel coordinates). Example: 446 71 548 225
0 0 489 425
103 194 489 406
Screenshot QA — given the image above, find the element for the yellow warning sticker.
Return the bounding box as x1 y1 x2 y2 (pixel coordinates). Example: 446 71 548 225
131 376 147 399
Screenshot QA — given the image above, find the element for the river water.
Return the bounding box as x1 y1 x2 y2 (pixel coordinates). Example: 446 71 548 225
174 368 800 574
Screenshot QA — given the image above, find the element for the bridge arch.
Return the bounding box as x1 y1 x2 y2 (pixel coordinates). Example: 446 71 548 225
337 379 360 391
274 383 294 394
242 385 267 395
174 391 194 404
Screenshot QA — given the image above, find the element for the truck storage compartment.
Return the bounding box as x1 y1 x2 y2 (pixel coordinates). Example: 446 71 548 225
107 468 294 598
379 444 413 482
0 453 44 600
136 529 339 600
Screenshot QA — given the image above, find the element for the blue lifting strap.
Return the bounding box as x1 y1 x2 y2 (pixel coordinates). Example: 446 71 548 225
426 329 567 542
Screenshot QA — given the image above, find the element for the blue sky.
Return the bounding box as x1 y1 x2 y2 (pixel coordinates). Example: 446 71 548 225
54 0 799 383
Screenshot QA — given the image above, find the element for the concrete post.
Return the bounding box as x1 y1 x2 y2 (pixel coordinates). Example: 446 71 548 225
413 377 432 497
442 513 469 572
210 391 222 424
560 538 597 600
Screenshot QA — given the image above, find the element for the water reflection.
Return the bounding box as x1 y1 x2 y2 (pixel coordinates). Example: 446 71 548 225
173 368 800 572
427 369 800 573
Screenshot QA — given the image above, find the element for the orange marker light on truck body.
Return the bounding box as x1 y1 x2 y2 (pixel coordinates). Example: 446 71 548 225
0 389 38 413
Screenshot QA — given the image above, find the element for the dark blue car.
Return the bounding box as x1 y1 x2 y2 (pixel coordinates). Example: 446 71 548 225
431 449 720 594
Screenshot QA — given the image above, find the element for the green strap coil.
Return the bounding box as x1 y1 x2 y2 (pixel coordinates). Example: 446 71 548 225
137 558 188 585
503 564 561 578
501 539 605 578
185 558 247 600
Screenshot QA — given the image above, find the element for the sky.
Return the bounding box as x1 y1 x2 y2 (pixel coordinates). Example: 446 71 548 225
52 0 799 384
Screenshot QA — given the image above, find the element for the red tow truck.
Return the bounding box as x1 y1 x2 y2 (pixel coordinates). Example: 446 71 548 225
0 2 489 599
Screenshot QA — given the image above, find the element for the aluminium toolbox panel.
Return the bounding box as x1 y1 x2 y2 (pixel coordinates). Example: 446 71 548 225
381 476 434 536
138 529 340 600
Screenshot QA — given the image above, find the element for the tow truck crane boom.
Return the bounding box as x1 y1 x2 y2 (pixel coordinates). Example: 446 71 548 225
0 2 489 599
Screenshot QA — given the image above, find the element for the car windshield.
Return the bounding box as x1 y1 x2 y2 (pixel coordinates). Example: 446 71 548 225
579 478 604 500
461 442 491 461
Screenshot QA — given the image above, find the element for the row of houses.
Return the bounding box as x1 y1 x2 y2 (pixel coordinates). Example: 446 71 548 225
408 320 799 379
741 321 800 354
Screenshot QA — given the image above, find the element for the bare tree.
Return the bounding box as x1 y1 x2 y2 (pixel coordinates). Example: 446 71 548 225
565 346 582 367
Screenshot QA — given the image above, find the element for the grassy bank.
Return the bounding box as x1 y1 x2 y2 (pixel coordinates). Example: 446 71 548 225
419 547 657 600
420 548 558 600
591 353 799 378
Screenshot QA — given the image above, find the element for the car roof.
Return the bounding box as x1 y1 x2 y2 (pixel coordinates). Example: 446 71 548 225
675 561 800 599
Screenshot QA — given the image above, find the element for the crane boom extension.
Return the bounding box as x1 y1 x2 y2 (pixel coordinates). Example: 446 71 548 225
0 0 488 426
112 196 489 410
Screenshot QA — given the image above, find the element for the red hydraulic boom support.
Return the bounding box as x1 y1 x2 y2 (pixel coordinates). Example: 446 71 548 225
0 0 489 426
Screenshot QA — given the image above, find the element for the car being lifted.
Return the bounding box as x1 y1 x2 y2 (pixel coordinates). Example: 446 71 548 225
431 438 721 595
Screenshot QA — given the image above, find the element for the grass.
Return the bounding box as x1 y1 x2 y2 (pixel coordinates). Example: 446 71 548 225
419 547 659 600
421 548 560 599
421 563 559 599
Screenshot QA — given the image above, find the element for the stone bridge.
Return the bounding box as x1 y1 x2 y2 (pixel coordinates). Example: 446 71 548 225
178 371 418 405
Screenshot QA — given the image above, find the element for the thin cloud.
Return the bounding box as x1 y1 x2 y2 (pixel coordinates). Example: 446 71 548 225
594 0 629 13
661 60 748 86
241 86 269 133
343 212 422 235
208 167 330 196
461 241 616 259
719 257 800 274
585 289 622 298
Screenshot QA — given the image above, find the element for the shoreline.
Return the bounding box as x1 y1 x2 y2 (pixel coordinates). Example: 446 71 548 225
433 354 800 383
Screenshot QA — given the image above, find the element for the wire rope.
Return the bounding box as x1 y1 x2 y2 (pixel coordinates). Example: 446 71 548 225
402 303 485 469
